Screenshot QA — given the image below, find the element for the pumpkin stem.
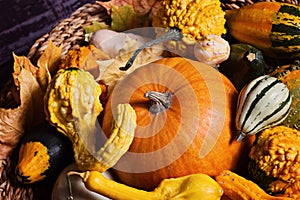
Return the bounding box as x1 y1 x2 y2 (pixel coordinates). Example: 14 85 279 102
144 91 174 114
120 27 183 71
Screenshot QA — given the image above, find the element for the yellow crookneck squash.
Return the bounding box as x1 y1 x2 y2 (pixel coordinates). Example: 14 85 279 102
101 57 254 190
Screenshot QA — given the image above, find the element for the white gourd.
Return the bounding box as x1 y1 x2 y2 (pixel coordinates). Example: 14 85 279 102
235 75 292 142
194 34 230 67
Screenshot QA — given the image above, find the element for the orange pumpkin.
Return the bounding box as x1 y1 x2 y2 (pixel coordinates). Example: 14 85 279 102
101 57 253 190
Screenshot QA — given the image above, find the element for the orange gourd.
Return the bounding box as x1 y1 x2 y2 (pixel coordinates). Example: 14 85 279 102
101 57 253 190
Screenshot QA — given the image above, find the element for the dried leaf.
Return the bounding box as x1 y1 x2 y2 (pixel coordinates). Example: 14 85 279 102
132 0 160 15
99 0 159 15
97 34 164 95
110 5 149 32
12 53 38 87
80 47 112 79
0 69 44 160
98 0 133 15
87 1 153 33
37 40 62 91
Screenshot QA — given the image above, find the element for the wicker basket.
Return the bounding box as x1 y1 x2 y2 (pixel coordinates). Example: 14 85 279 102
1 0 300 199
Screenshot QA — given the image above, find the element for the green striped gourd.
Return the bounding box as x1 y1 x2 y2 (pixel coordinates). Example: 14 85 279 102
225 2 300 59
235 75 292 142
270 61 300 130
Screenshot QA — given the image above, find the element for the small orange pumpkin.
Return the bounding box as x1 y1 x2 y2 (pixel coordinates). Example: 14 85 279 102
101 57 253 190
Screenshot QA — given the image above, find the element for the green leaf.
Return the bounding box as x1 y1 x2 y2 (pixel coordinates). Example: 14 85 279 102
82 21 110 34
110 5 149 32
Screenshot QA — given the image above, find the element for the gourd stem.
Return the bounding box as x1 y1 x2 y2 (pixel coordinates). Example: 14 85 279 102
236 131 246 142
66 172 77 200
120 27 183 71
144 91 174 114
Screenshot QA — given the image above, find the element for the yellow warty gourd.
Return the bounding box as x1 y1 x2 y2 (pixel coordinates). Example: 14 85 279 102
44 68 137 172
152 0 226 42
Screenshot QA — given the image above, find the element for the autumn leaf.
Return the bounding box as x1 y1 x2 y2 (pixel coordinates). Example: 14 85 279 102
110 5 150 32
12 53 38 87
132 0 160 15
96 33 164 95
98 0 133 15
37 40 62 91
84 1 154 33
0 68 44 160
0 51 48 160
99 0 159 15
82 21 110 34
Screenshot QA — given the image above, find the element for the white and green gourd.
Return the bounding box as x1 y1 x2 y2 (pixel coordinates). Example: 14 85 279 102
235 75 292 142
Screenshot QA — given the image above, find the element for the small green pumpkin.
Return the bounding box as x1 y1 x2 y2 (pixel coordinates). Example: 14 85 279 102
219 43 266 91
15 122 74 184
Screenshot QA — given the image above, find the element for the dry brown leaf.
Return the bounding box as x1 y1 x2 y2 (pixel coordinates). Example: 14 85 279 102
37 40 62 91
98 0 133 15
12 53 39 87
0 68 44 160
97 35 164 95
99 0 159 15
132 0 160 15
79 47 111 79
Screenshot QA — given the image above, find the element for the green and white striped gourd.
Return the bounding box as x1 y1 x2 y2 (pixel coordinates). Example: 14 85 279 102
235 75 292 142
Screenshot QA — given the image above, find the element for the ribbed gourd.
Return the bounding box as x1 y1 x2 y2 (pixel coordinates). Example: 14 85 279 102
102 57 254 190
225 2 300 59
235 75 292 142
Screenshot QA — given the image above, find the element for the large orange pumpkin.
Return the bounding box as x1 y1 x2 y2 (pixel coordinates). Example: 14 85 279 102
101 57 253 190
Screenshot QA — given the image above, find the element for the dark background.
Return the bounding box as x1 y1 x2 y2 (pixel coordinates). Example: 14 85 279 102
0 0 94 85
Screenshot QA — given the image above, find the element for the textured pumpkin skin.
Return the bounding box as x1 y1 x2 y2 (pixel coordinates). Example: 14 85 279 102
101 57 254 190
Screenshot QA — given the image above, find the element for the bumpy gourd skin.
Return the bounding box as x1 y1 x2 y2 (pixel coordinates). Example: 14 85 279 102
44 67 103 171
153 0 226 41
44 68 137 172
248 126 300 198
152 0 226 54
